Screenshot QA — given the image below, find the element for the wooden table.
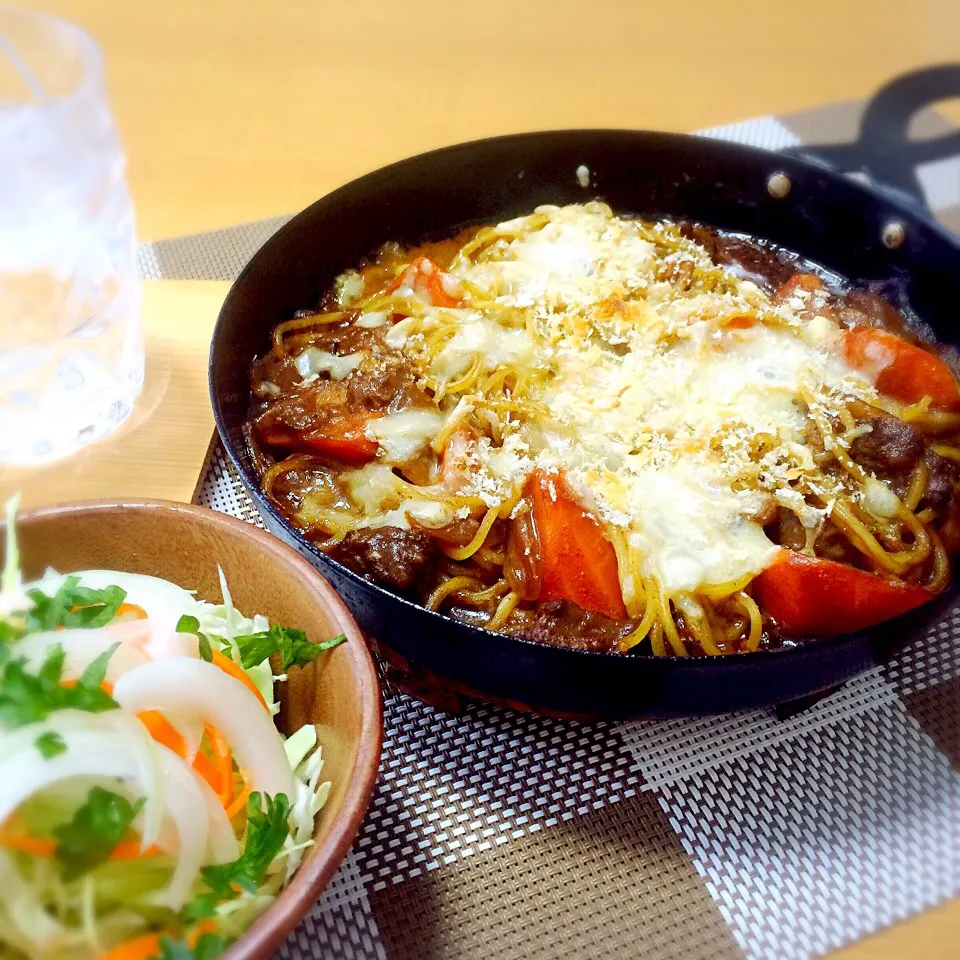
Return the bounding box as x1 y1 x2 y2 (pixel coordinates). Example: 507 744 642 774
4 1 960 954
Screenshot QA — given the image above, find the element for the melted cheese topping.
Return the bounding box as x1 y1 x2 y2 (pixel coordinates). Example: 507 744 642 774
296 348 363 381
365 409 445 464
464 205 657 310
433 315 536 378
344 203 881 593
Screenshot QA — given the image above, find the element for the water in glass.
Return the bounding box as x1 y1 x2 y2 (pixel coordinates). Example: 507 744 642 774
0 9 143 465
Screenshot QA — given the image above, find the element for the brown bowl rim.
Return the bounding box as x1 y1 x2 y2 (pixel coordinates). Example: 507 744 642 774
5 499 383 960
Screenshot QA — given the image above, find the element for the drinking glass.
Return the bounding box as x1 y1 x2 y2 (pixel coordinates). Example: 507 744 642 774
0 8 143 465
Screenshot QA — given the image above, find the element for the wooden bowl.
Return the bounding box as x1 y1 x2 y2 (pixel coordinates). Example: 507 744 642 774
3 499 382 960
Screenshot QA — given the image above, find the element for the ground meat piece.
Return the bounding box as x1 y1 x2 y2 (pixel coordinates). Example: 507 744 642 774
765 508 806 551
849 417 923 475
254 383 351 451
291 320 383 355
346 355 420 411
325 526 434 591
921 449 956 509
847 418 956 513
515 598 634 653
677 221 796 290
250 352 302 399
270 465 347 513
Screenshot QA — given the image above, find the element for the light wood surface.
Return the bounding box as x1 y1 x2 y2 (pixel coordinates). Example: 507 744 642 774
16 0 960 242
8 0 960 955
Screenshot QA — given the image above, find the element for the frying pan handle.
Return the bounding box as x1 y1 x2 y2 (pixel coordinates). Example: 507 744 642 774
782 64 960 216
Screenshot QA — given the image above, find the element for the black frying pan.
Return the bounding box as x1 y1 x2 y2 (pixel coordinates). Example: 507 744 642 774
211 67 960 718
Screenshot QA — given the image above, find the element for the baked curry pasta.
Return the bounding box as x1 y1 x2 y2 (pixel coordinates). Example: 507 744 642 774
247 203 960 656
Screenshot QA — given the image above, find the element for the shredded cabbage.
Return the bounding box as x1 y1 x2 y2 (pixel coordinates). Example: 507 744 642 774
195 599 279 717
283 724 318 771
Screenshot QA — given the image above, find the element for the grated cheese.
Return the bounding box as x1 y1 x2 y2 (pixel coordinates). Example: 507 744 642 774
384 317 417 349
341 203 886 592
335 270 365 306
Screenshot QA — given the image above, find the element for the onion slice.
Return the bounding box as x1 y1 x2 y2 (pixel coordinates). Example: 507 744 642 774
113 658 295 799
10 619 152 682
19 570 202 663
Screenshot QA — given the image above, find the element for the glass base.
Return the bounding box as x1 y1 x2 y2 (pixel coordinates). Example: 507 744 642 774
0 348 144 466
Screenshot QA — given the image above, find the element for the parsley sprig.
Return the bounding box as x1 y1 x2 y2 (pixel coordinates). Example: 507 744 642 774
234 625 345 671
176 615 213 662
35 730 66 759
25 576 127 632
0 643 119 727
184 792 291 920
0 619 24 664
53 786 145 881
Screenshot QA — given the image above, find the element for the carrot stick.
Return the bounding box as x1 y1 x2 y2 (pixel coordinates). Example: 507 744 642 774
209 650 268 709
225 783 252 819
96 932 163 960
96 919 218 960
530 470 627 619
136 710 223 797
0 831 55 857
258 413 381 463
192 752 225 797
208 725 234 807
385 257 462 306
137 710 186 754
60 680 114 694
0 828 160 861
115 603 148 620
844 326 960 411
105 841 163 860
753 549 931 635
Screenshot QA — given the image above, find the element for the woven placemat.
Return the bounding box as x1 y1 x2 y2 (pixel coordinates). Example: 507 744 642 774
149 99 960 960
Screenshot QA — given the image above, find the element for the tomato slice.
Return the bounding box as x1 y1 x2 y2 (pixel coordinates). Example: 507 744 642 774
259 412 380 463
386 256 463 308
530 470 627 620
753 549 931 636
843 326 960 411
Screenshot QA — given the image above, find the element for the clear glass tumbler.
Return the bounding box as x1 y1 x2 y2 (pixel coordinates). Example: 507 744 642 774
0 8 143 465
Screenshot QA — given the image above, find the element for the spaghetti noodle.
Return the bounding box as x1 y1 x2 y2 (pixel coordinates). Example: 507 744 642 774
248 203 960 656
